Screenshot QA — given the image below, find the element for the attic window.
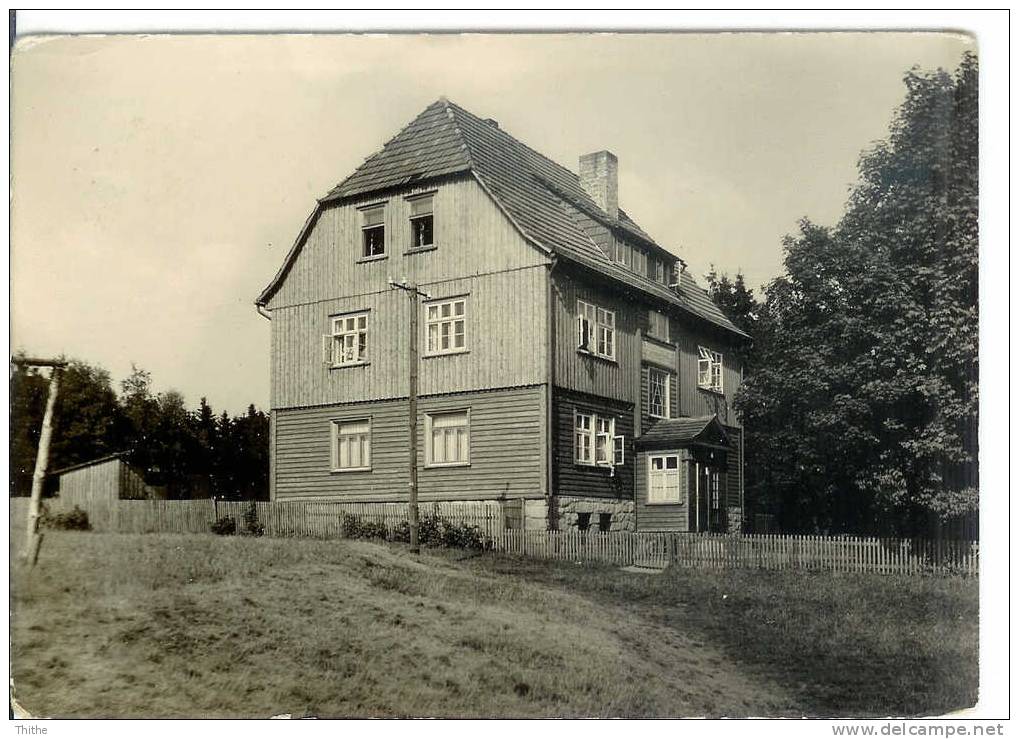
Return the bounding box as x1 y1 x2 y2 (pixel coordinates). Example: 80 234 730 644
408 194 434 249
362 206 385 258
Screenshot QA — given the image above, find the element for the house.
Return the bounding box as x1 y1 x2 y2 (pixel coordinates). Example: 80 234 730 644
256 99 749 533
49 452 158 506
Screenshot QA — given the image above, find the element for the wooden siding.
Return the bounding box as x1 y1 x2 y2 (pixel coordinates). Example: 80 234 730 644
551 269 641 404
271 266 549 409
551 388 634 501
674 319 743 426
273 386 546 502
635 449 691 532
57 458 150 506
724 425 742 508
266 177 549 311
57 458 122 505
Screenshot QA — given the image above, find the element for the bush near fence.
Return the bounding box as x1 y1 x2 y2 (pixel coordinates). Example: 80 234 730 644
10 498 977 577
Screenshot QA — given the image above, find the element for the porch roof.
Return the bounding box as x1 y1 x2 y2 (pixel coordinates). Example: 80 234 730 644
635 415 730 452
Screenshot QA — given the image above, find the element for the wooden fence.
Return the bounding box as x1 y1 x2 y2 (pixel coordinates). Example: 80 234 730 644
13 497 504 539
11 498 978 576
493 531 979 576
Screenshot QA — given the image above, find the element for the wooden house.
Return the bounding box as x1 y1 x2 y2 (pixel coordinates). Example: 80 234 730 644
256 99 749 532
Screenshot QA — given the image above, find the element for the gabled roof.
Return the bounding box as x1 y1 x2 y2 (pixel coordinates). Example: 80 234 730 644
257 99 748 339
635 415 730 451
49 451 131 477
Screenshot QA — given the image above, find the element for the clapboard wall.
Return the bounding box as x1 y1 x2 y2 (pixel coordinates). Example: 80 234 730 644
273 385 547 502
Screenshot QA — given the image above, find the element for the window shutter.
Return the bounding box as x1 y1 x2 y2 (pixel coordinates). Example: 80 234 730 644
322 335 333 366
613 435 625 466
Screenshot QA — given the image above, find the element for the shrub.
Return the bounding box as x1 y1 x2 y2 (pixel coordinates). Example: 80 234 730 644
394 514 491 550
340 513 387 540
241 502 264 537
41 505 91 531
210 516 236 536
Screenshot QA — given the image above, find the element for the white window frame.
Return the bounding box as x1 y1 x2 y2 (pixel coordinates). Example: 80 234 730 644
425 409 470 468
425 297 467 356
324 311 369 367
574 411 594 465
697 346 724 393
647 309 669 342
574 411 624 468
576 299 615 360
648 368 671 419
330 418 372 472
647 454 682 504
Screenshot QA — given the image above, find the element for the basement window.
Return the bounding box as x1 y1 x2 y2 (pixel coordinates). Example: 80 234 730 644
576 512 591 531
598 513 612 532
361 205 385 258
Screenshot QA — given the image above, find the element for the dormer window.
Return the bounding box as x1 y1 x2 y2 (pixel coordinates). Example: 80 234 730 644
408 194 434 249
361 205 385 258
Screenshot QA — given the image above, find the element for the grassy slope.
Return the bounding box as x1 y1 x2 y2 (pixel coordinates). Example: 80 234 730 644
10 531 976 718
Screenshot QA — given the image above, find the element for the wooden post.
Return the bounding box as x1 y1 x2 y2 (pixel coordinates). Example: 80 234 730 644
407 286 421 554
23 364 62 565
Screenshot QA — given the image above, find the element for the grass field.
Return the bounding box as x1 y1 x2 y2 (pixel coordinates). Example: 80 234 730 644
10 530 977 718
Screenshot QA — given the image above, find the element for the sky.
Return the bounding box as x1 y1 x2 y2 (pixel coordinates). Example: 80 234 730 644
10 32 974 414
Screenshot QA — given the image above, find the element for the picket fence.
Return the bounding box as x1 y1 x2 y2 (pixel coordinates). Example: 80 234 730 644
11 498 978 576
492 531 979 576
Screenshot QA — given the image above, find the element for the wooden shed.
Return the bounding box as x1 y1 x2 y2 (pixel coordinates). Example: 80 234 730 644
50 453 160 506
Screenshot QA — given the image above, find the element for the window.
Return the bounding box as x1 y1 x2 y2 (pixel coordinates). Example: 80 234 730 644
324 312 368 366
635 249 647 278
576 512 591 532
698 347 724 393
408 194 434 249
362 206 385 257
598 513 612 532
709 470 721 510
574 412 593 464
648 454 681 504
655 260 666 284
595 417 613 465
577 300 615 360
426 298 467 355
647 309 669 342
575 411 624 467
613 241 628 266
426 410 469 466
331 419 371 471
648 368 671 419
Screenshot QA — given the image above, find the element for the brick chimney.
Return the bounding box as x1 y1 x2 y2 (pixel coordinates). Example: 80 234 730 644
579 150 618 220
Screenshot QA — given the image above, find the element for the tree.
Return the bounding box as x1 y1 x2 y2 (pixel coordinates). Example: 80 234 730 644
734 54 977 535
10 356 128 496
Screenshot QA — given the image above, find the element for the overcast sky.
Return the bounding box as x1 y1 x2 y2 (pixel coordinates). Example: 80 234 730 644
11 32 973 414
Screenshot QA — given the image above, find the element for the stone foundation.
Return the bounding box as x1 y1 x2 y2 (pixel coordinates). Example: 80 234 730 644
551 497 636 532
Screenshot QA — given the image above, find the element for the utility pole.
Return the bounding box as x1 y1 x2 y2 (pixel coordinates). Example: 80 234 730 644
389 279 430 554
13 357 67 565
